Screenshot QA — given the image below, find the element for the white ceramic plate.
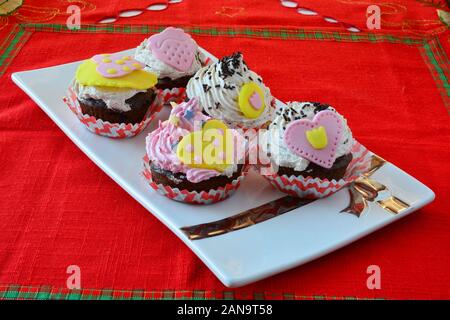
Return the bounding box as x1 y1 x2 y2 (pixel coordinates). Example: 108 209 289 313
12 48 435 287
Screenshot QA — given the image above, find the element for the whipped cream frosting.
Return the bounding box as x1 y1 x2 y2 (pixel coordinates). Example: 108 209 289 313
263 102 353 171
186 52 274 129
72 80 145 112
146 98 239 183
135 39 205 80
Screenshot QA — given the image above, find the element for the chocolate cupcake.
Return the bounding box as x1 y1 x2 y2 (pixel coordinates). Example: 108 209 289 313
144 98 246 204
149 162 244 193
186 52 274 130
263 102 354 179
73 52 159 125
135 27 206 98
260 102 355 198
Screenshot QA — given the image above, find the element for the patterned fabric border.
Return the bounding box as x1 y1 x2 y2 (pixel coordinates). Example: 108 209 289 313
19 23 428 45
419 37 450 113
0 284 384 300
0 24 19 53
1 23 448 111
0 23 31 75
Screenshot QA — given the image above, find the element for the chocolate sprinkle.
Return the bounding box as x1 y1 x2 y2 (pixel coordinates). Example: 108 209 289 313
312 102 331 113
202 84 211 93
223 84 235 90
218 52 244 79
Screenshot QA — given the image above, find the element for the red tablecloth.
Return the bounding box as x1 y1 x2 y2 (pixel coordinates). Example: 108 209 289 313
0 0 449 300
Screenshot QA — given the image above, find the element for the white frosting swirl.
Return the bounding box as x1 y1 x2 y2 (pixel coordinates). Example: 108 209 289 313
263 102 353 171
72 81 145 112
134 38 205 80
186 52 273 129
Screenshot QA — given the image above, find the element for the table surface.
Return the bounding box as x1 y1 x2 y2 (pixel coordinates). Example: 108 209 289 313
0 0 449 300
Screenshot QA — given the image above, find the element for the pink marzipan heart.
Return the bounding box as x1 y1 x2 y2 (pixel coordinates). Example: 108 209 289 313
148 27 196 72
284 110 344 169
249 92 262 110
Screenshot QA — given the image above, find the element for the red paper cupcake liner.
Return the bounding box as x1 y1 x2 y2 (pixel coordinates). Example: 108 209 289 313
261 141 372 199
158 87 187 105
142 155 247 205
63 86 163 139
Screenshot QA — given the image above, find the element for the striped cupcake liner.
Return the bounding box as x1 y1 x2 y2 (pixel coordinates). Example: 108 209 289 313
158 87 187 105
142 155 247 205
63 86 163 139
262 141 372 199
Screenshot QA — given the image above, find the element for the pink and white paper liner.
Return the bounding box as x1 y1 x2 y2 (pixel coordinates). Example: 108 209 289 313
262 141 372 199
158 87 187 105
63 86 163 139
142 155 247 205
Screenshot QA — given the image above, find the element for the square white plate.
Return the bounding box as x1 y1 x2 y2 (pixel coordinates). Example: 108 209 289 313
12 48 435 288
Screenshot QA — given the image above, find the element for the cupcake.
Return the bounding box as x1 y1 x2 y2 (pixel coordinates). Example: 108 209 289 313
143 98 246 204
260 102 355 198
135 27 207 103
186 52 274 130
69 52 160 137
